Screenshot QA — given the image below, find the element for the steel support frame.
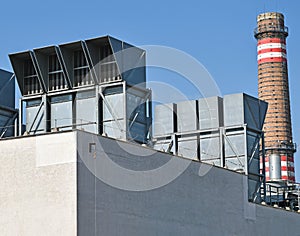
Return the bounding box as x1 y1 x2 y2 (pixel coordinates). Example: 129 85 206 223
98 81 126 138
154 123 265 201
0 110 18 138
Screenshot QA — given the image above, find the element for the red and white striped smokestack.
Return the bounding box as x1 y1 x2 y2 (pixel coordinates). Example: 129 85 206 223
254 12 296 182
257 38 287 64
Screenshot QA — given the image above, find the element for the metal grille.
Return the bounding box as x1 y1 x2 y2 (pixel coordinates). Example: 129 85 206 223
23 59 41 95
99 45 120 83
48 54 66 91
73 50 93 87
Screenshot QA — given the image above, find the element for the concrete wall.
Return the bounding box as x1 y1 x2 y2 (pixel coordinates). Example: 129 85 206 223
1 131 300 235
77 131 300 236
0 132 77 236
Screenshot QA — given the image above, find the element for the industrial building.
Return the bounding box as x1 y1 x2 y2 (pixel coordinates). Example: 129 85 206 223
1 130 300 235
0 11 300 236
153 93 267 202
9 36 151 143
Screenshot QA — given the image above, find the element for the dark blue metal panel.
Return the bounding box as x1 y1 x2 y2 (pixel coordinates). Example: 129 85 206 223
0 69 14 108
0 69 17 137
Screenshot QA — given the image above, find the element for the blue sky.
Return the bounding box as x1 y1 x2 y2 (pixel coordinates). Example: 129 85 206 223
1 0 299 180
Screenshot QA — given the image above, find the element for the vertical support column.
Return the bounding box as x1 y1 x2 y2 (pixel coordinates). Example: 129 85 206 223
72 92 76 130
147 90 152 142
220 127 225 168
42 94 48 132
18 98 23 135
99 85 104 135
261 132 267 202
244 124 248 175
95 85 100 135
14 114 18 137
123 81 127 140
172 134 178 156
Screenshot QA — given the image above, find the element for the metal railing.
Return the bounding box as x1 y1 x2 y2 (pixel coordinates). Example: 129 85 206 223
21 117 150 144
254 26 289 37
263 181 300 212
264 141 297 153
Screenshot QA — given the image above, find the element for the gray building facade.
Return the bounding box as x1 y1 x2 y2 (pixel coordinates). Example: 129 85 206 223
1 130 300 235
